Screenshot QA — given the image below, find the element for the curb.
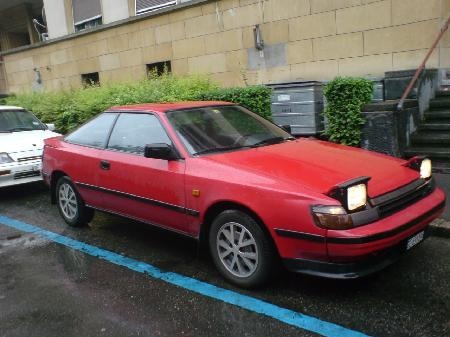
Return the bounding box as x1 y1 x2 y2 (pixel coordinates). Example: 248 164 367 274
429 219 450 239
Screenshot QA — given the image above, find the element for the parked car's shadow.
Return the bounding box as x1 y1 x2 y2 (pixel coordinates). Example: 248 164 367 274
0 182 48 201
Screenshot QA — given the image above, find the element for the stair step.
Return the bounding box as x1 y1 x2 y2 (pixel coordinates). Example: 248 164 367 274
436 90 450 98
430 161 450 174
424 110 450 120
429 98 450 110
410 132 450 146
404 148 450 173
404 147 450 159
418 123 450 131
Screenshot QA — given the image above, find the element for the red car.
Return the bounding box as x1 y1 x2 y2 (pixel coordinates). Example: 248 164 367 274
42 102 446 287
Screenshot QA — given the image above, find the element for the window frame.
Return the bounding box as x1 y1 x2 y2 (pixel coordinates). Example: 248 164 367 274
104 111 183 159
64 112 119 150
72 0 103 29
135 0 177 15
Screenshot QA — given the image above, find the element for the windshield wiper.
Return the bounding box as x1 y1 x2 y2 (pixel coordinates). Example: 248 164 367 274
250 136 295 148
194 145 250 156
6 127 35 132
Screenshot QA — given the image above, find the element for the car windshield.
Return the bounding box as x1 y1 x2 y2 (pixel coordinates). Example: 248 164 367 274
166 105 294 155
0 110 46 132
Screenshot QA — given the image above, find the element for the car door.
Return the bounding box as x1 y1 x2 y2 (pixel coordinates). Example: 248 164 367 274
62 112 118 208
96 112 191 234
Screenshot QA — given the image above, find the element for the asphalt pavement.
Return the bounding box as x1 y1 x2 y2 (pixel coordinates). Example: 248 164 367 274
0 183 449 337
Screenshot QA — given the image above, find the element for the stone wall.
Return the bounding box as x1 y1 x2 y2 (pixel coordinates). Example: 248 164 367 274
0 61 7 95
2 0 450 93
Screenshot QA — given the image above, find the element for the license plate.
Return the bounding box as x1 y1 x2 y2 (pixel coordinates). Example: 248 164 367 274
406 231 424 250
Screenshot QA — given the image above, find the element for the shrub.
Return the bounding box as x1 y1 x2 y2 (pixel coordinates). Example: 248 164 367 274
323 77 373 146
5 75 272 134
195 86 272 120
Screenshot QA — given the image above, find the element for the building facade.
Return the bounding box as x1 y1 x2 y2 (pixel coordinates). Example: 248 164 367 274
0 0 449 94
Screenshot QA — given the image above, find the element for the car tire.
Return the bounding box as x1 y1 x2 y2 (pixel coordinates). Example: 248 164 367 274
209 210 277 288
56 176 94 227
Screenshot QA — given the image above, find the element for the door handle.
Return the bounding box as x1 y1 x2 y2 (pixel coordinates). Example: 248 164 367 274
100 160 110 170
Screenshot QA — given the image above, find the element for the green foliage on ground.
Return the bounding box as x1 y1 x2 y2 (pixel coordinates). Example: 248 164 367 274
5 75 272 134
323 77 373 146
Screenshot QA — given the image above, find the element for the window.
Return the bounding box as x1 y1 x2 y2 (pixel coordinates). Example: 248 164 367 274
146 61 171 77
81 72 100 87
72 0 102 32
107 113 171 154
136 0 177 14
65 113 117 148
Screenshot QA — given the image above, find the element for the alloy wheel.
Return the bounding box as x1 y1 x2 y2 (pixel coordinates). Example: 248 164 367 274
58 183 78 220
216 221 258 278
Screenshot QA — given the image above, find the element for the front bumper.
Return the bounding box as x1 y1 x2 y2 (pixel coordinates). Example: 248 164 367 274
0 160 43 187
278 187 446 278
283 226 432 279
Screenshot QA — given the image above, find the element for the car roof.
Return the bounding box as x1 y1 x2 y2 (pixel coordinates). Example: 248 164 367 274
0 105 24 111
107 101 235 113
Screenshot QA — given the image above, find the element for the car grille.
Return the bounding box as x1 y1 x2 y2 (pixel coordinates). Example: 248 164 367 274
14 171 41 180
17 155 42 162
371 179 434 218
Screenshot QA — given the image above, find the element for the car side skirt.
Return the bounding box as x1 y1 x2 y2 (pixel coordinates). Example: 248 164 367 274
76 182 200 217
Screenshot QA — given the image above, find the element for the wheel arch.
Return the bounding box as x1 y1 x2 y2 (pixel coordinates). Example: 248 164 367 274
199 201 279 255
50 170 68 204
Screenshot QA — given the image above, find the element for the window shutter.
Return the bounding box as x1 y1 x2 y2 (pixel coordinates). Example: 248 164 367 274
136 0 177 14
72 0 102 25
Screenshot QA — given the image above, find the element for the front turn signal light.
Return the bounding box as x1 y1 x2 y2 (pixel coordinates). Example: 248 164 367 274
311 205 353 230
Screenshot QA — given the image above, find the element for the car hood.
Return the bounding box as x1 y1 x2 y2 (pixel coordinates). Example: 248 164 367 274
202 138 419 198
0 130 60 154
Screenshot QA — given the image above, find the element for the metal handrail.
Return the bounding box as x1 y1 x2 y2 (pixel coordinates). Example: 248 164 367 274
397 16 450 110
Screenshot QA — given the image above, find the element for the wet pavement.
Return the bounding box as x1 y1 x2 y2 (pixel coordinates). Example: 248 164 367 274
1 183 449 337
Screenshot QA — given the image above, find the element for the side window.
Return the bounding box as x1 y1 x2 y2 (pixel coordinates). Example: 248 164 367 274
107 113 171 154
65 113 117 148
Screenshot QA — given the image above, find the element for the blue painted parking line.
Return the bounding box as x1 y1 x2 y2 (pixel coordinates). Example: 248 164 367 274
0 215 370 337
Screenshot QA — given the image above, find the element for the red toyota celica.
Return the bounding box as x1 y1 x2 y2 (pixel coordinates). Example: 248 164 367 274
42 102 446 287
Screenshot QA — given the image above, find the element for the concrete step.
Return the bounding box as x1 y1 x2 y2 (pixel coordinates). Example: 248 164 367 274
404 148 450 173
410 131 450 146
404 147 450 159
429 98 450 110
436 90 450 98
424 110 450 121
418 123 450 131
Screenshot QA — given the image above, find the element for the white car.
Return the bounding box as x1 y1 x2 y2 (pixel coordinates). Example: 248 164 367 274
0 105 60 187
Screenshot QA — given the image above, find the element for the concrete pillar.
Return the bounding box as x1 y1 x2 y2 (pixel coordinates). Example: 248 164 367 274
101 0 130 24
43 0 70 39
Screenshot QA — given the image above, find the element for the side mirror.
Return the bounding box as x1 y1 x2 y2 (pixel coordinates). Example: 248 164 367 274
46 123 56 131
144 143 178 160
281 124 292 134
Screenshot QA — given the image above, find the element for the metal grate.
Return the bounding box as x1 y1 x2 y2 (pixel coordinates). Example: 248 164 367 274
14 171 40 180
17 156 42 162
136 0 177 14
374 180 434 218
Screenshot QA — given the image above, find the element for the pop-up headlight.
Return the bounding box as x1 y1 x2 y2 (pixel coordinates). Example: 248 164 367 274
404 156 432 179
328 176 370 212
420 158 432 179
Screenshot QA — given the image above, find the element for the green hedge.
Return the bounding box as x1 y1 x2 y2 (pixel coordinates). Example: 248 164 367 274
5 75 272 134
323 77 373 146
197 86 272 120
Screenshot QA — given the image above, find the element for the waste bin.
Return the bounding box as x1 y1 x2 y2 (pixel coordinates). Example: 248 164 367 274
267 81 324 136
